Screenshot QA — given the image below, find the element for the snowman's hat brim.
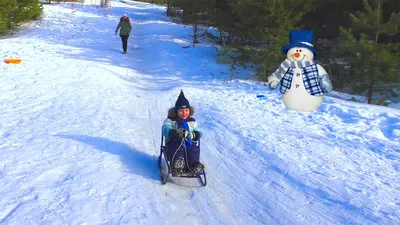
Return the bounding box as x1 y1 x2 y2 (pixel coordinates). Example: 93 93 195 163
282 43 317 55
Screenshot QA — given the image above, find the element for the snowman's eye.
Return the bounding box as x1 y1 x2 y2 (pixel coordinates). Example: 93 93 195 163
299 49 302 52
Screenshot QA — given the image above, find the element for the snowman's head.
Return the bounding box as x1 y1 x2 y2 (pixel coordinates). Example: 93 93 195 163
286 47 314 62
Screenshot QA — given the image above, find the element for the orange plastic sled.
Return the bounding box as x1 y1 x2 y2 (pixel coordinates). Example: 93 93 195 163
4 58 22 64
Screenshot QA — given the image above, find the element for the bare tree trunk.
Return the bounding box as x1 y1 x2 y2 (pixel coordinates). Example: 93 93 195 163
367 0 380 104
375 1 380 45
230 64 236 81
219 30 224 45
367 73 374 104
192 0 198 47
193 21 198 47
100 0 110 8
367 84 373 104
166 0 171 16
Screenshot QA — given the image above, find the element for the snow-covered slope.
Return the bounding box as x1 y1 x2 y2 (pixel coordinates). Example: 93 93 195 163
1 1 399 224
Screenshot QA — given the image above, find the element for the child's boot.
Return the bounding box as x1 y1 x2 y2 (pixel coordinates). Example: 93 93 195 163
173 157 185 171
190 162 204 174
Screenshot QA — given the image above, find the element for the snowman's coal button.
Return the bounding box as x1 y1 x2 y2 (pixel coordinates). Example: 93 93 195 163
296 73 300 76
296 84 300 88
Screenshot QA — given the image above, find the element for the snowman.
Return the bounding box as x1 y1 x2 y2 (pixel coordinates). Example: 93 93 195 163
268 30 333 112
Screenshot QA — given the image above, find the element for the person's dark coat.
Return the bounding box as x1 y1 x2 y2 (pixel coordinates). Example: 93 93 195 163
115 16 132 36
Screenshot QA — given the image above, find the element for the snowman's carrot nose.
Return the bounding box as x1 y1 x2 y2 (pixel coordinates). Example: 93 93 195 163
294 53 301 58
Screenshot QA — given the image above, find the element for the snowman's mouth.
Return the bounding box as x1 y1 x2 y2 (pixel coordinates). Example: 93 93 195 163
292 55 305 61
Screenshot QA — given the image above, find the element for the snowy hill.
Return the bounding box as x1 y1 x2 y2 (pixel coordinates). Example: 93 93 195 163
1 1 399 224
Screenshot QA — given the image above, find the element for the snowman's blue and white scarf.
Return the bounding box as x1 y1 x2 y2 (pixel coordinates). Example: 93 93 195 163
272 59 315 80
272 59 332 95
281 64 324 95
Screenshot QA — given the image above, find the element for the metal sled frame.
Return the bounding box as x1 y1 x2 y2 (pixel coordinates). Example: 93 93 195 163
157 129 207 186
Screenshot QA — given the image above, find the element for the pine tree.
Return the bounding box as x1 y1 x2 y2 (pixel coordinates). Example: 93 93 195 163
339 0 400 103
0 0 18 35
175 0 216 46
259 0 316 77
0 0 42 35
207 0 229 42
15 0 42 23
218 0 316 80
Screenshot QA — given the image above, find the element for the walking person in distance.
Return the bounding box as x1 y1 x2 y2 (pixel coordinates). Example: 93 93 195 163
115 14 132 54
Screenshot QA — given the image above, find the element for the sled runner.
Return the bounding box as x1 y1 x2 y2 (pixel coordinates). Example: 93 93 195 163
158 128 206 186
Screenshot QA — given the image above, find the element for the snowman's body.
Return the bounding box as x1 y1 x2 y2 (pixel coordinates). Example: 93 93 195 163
278 47 327 112
267 30 332 112
283 64 324 112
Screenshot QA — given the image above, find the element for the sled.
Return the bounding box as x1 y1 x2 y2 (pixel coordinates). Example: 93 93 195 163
4 58 22 64
158 129 207 186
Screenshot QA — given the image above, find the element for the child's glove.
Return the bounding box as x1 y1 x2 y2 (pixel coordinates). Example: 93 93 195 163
168 129 178 140
176 128 188 138
169 128 187 139
192 131 201 141
268 75 280 89
319 74 333 93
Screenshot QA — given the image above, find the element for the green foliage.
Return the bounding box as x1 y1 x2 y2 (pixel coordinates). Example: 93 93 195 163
0 0 18 35
16 0 42 22
130 0 400 105
0 0 42 35
217 0 317 80
338 0 400 103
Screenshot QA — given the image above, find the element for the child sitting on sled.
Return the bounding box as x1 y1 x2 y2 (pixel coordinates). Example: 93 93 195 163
162 90 204 174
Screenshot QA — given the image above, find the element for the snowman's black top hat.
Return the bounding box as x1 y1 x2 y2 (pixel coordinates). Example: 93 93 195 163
282 30 317 55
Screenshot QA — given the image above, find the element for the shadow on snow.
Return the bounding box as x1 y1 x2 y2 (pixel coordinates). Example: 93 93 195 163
55 134 159 181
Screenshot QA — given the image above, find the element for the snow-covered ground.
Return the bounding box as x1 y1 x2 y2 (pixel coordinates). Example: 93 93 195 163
1 1 399 224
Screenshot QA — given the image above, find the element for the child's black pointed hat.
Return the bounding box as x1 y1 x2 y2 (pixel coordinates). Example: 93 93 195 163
174 90 190 111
